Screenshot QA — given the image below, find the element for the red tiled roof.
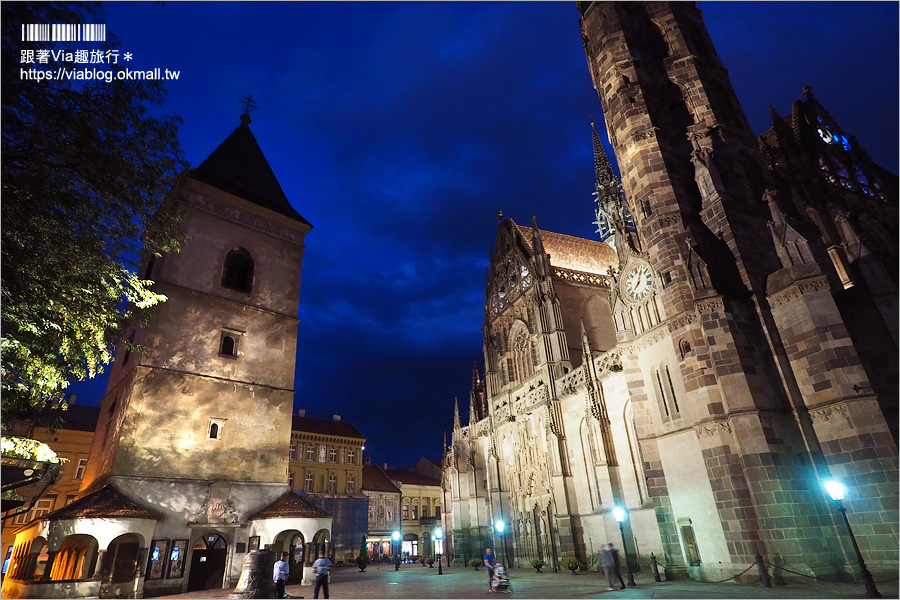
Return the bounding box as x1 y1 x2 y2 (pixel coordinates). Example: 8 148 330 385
362 464 401 494
291 416 365 440
45 485 162 520
384 468 441 487
249 492 332 520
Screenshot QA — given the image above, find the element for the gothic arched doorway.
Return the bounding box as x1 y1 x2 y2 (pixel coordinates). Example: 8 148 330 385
187 532 227 592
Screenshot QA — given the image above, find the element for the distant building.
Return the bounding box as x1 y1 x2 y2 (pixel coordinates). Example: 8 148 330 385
289 411 367 563
1 401 100 578
361 462 401 560
385 461 443 560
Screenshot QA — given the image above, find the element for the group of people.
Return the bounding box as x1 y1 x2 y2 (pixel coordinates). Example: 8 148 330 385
485 543 625 593
273 550 332 599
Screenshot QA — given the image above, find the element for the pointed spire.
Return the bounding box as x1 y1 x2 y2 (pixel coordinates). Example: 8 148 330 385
453 397 461 430
443 430 448 449
472 362 480 388
769 105 782 127
592 122 620 206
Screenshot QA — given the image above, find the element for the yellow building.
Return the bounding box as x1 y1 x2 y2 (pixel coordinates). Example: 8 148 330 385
288 411 366 563
385 459 443 561
1 403 99 577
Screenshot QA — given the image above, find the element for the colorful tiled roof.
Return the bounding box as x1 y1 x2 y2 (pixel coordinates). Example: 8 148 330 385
193 116 311 226
517 225 617 276
44 485 162 520
291 416 366 440
249 491 332 520
362 464 401 494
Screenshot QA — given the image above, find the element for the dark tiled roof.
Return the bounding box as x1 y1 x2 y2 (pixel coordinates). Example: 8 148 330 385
28 404 101 433
45 485 161 520
291 416 365 440
249 492 331 520
192 117 311 226
384 468 441 487
362 464 401 494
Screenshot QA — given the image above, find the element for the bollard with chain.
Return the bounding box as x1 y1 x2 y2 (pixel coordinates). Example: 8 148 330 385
755 551 771 588
650 553 661 582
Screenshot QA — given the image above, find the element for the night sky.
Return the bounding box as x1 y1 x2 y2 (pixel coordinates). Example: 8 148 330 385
62 2 898 468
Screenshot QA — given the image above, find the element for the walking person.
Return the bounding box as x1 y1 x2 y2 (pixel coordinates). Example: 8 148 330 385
608 543 626 590
599 545 615 591
483 547 496 592
313 550 333 599
273 552 290 599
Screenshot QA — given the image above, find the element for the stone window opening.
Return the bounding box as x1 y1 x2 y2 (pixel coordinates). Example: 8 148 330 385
208 417 226 440
222 248 254 293
219 329 244 358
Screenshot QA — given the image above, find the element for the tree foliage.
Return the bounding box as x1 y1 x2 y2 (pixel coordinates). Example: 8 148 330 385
1 2 188 422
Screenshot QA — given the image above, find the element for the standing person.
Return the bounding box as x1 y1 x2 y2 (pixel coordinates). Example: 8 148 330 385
608 543 626 590
483 547 496 592
273 552 290 599
312 550 333 599
599 545 615 591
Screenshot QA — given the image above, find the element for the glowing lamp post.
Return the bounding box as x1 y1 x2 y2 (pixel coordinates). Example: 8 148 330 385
824 480 881 598
494 519 509 568
434 527 444 575
392 530 401 571
612 507 636 587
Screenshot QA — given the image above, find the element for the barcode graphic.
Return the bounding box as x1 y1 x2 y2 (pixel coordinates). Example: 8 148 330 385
21 24 106 42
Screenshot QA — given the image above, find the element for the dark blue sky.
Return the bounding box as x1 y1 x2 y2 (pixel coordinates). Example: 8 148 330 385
65 2 898 467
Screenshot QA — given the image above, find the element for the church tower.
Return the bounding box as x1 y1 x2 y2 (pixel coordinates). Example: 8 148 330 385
579 1 897 580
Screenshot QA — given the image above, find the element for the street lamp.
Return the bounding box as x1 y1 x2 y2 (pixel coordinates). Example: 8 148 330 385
392 530 401 571
434 527 444 575
824 480 881 598
494 519 509 568
612 507 636 587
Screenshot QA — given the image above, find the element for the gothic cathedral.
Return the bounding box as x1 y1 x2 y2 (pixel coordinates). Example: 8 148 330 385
443 1 898 582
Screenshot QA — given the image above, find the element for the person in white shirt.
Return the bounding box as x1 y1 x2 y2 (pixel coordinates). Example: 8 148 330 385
312 550 333 599
273 552 290 599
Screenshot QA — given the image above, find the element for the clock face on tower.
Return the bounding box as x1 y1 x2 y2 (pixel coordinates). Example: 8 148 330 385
624 263 653 302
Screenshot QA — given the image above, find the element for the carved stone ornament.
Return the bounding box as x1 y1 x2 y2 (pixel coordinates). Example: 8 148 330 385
695 298 725 314
768 276 831 308
694 421 732 438
809 403 847 422
667 310 696 332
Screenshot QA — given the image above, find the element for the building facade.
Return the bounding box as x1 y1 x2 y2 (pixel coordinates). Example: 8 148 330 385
445 0 897 584
361 462 401 561
1 402 100 578
386 463 443 560
288 411 367 563
2 114 332 599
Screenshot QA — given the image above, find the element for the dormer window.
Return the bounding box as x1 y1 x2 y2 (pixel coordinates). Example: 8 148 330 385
222 248 254 293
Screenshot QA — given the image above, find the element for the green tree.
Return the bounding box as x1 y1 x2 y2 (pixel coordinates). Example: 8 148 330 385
1 2 187 423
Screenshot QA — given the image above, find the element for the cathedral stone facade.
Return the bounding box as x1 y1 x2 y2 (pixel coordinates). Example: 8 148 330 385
444 1 898 583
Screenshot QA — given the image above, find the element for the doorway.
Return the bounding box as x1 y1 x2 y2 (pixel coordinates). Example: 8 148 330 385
187 533 227 592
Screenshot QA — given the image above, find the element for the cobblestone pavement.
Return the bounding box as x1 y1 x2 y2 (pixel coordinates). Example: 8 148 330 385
155 562 899 600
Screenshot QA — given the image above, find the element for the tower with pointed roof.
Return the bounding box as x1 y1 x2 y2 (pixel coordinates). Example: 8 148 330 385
1 113 334 600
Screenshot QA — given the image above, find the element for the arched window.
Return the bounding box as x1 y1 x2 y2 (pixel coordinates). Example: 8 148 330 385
509 321 534 385
220 335 236 356
221 248 254 293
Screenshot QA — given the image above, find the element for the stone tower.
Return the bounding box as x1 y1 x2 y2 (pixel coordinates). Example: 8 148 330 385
82 113 312 491
578 0 897 579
